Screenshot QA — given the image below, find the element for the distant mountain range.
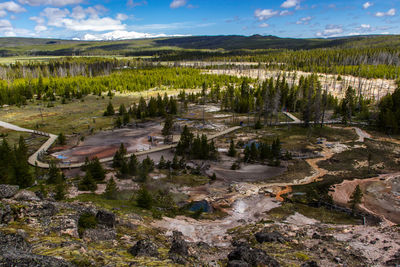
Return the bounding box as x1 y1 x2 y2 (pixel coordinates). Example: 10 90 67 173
0 34 399 57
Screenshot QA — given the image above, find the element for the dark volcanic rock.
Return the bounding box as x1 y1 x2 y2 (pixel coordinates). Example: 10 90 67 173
228 244 280 267
227 260 249 267
0 232 31 252
301 261 319 267
0 204 12 224
168 231 189 264
169 231 189 256
0 232 73 267
83 227 116 242
255 230 287 243
96 210 115 228
0 184 19 199
128 239 159 257
0 250 74 267
13 190 40 201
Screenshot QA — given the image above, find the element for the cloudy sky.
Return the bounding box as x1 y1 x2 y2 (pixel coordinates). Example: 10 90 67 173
0 0 398 40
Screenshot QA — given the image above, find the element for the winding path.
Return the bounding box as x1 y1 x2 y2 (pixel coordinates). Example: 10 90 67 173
0 119 241 169
0 111 369 169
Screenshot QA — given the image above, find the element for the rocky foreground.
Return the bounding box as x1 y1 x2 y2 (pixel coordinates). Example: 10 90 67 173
1 184 400 266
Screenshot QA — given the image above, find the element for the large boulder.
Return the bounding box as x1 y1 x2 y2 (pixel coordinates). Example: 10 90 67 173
255 231 287 244
13 190 40 202
0 232 73 267
301 261 319 267
128 239 159 257
227 244 280 267
96 210 115 228
0 232 31 252
0 204 12 224
0 249 74 267
227 260 249 267
0 185 19 199
168 231 189 264
169 231 189 256
82 227 116 242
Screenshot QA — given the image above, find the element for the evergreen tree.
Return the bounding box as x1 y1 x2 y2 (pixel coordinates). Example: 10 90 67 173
78 172 97 191
83 157 105 181
158 155 166 169
123 112 130 125
136 187 153 210
128 154 138 176
104 101 115 116
112 143 127 168
104 178 118 200
162 115 173 137
47 161 61 184
119 103 126 115
54 180 66 201
348 185 363 213
228 140 236 157
57 132 66 145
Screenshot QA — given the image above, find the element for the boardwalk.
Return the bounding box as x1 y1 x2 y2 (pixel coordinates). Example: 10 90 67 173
0 119 242 169
0 112 362 169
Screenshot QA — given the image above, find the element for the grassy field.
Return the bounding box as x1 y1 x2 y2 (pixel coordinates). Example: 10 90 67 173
257 125 357 150
0 89 192 137
0 127 48 154
268 203 359 224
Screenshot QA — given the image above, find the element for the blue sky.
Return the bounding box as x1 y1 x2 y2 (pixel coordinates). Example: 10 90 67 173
0 0 398 40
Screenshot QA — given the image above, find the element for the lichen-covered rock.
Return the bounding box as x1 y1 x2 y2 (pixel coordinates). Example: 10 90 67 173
128 239 159 257
301 261 319 267
0 231 73 267
0 232 31 252
96 210 115 228
227 244 280 267
0 185 19 199
168 231 190 264
0 249 74 267
0 204 12 224
169 231 189 256
255 230 287 243
13 190 40 202
227 260 249 267
83 227 116 242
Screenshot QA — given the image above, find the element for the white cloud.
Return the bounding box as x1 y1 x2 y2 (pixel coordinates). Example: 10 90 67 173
0 19 12 30
170 0 187 9
281 0 300 9
362 2 373 9
127 0 147 8
374 8 396 17
18 0 83 6
296 16 312 25
0 11 6 17
116 13 129 21
316 24 343 37
79 30 187 41
254 9 278 21
279 10 292 16
62 17 126 31
259 23 269 28
29 16 45 24
40 7 69 27
34 25 47 32
0 1 26 13
37 6 124 32
360 24 370 29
